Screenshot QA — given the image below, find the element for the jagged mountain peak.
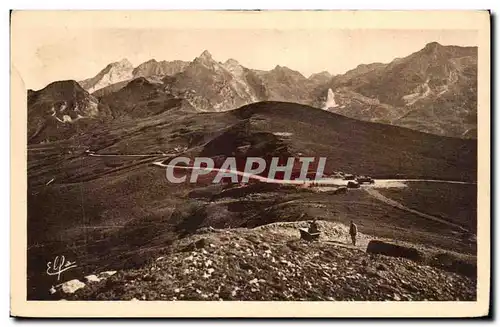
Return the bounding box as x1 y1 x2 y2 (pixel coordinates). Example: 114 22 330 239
417 42 447 57
198 50 213 60
225 58 240 66
355 62 385 70
117 58 133 66
105 58 133 71
272 65 296 72
142 58 158 64
270 65 306 80
79 59 134 93
309 71 332 79
192 50 218 68
132 59 190 79
423 41 443 50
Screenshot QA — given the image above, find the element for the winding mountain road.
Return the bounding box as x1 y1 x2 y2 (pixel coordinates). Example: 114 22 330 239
78 151 474 232
150 160 473 233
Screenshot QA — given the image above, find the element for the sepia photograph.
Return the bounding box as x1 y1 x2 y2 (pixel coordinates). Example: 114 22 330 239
10 10 490 317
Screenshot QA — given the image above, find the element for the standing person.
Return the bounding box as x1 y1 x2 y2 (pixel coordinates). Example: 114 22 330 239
349 220 358 246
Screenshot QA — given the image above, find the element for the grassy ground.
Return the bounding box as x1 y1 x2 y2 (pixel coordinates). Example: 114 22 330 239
377 182 477 233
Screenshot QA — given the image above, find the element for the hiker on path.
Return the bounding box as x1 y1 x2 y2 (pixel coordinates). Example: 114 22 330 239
349 220 358 246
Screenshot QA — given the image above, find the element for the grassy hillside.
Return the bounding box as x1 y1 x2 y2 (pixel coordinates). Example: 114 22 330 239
229 102 476 181
378 182 477 232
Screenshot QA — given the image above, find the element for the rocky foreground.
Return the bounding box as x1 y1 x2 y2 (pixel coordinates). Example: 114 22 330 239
56 221 476 301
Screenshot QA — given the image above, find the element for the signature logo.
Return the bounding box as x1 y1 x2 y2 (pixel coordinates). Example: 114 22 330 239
46 255 77 280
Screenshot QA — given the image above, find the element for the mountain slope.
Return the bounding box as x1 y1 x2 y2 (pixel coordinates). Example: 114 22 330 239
226 102 476 181
162 51 263 111
98 77 197 118
62 221 476 301
27 80 109 144
79 59 134 93
315 42 477 138
252 66 313 104
27 101 476 299
132 59 189 78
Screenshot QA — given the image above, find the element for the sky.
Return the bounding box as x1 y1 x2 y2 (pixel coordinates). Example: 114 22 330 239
11 13 478 90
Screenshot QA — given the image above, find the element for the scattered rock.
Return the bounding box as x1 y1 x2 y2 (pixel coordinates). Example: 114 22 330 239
142 274 156 282
99 271 117 278
84 275 101 283
376 263 388 271
249 278 259 285
58 222 476 302
238 261 254 271
60 279 86 294
219 286 232 300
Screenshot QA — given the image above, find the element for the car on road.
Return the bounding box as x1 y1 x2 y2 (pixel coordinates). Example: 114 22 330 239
356 176 375 184
343 174 355 180
347 181 360 188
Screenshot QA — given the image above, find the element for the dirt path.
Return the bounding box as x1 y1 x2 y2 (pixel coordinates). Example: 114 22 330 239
363 188 468 232
89 153 168 158
373 179 475 185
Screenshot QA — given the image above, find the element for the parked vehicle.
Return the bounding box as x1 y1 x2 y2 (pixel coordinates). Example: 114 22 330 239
347 181 360 188
356 176 375 184
343 174 355 180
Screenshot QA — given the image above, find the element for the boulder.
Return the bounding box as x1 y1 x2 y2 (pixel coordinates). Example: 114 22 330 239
60 279 86 294
99 271 117 278
195 238 207 249
298 228 320 241
366 240 423 261
84 274 101 283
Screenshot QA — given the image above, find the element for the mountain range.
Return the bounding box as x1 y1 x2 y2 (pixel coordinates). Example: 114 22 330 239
313 42 478 138
27 42 477 143
26 43 478 299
